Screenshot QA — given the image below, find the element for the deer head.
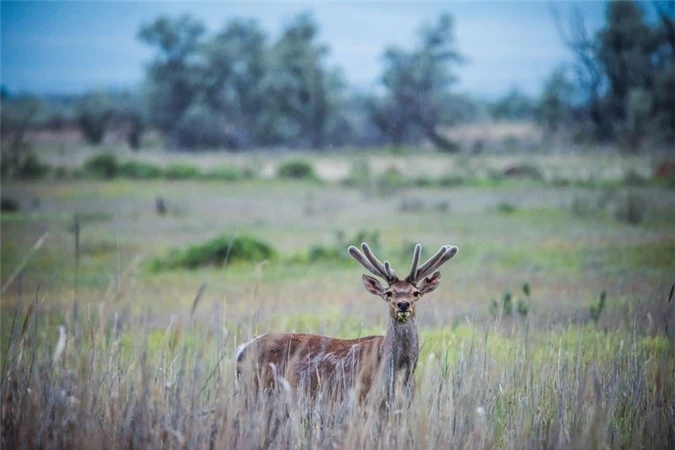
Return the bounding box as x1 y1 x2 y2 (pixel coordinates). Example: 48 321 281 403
348 243 458 323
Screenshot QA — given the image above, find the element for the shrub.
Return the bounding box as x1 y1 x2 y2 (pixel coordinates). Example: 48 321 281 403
615 192 648 225
83 153 119 179
439 173 465 187
412 176 435 187
201 167 242 182
307 245 344 263
118 161 163 179
16 152 49 179
502 164 543 180
497 202 517 214
165 164 200 180
175 103 233 149
76 92 113 145
153 234 276 270
1 196 20 212
277 159 317 180
590 291 607 323
490 291 513 316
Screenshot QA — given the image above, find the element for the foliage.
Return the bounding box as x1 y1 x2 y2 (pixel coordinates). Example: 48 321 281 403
76 92 114 144
153 234 276 270
1 197 20 212
490 284 530 318
614 191 648 225
590 291 607 323
118 161 163 179
372 14 463 150
82 153 119 179
139 13 346 150
496 202 517 214
15 152 50 179
489 87 537 121
555 1 675 146
201 166 244 181
537 67 577 133
164 164 200 180
277 159 317 180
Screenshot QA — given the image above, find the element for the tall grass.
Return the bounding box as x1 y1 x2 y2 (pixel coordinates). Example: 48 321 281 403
1 287 672 449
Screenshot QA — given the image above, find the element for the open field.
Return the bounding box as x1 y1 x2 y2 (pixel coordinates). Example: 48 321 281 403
2 150 674 448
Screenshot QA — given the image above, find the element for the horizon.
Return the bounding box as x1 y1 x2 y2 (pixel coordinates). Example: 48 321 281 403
1 1 606 100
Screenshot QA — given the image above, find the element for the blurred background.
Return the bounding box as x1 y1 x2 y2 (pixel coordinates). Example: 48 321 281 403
1 0 674 327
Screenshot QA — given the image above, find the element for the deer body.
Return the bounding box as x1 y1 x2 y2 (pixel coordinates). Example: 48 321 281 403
235 243 457 402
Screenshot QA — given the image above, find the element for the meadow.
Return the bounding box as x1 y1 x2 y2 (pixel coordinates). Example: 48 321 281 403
1 147 674 449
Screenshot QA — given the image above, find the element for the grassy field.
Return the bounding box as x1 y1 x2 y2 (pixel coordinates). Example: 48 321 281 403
1 149 674 448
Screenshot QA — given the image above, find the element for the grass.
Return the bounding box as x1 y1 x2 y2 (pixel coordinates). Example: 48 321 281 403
1 149 674 448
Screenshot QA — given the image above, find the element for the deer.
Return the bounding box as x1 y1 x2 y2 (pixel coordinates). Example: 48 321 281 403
235 242 458 404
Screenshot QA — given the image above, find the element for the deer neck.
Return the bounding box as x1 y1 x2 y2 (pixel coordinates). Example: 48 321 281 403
382 316 419 380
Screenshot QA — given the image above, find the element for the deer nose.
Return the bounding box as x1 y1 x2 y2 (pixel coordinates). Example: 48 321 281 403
397 301 410 311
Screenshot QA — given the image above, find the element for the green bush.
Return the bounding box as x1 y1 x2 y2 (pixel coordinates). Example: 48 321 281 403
307 245 345 263
439 173 465 187
83 153 119 179
277 159 317 180
17 152 50 179
1 196 20 212
118 161 163 179
165 164 200 180
497 202 517 214
153 234 276 270
201 167 242 182
615 192 648 225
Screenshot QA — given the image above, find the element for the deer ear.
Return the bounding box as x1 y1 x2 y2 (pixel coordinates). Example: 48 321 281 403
362 275 385 297
418 271 441 295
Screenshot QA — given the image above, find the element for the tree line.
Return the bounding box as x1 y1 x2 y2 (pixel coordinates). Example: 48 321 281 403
2 1 674 153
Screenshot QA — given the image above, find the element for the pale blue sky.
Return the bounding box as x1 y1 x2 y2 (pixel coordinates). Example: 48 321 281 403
1 1 606 98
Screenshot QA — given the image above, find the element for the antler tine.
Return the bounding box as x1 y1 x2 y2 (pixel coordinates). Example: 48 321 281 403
361 243 394 281
384 261 397 280
348 246 383 278
416 245 459 280
413 246 447 281
406 244 422 281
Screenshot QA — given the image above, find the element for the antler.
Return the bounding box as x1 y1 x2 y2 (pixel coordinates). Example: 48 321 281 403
348 242 398 284
410 244 458 282
349 242 459 285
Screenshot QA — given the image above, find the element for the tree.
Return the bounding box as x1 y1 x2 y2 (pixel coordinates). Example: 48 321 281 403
597 1 658 121
552 1 675 147
139 15 206 146
490 88 536 121
111 92 147 151
76 92 114 145
263 13 345 149
537 67 577 134
374 14 463 151
201 19 268 148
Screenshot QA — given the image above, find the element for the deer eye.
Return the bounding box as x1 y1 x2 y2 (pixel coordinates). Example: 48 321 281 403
413 291 420 297
386 292 393 298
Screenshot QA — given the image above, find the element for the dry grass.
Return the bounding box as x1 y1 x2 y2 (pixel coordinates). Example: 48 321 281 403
2 149 674 449
1 293 673 449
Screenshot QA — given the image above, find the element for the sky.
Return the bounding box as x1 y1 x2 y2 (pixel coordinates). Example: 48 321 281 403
1 1 606 99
